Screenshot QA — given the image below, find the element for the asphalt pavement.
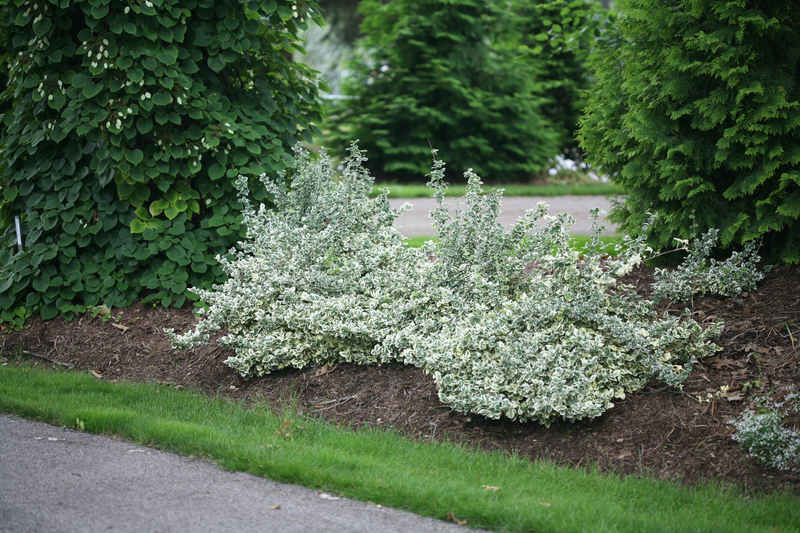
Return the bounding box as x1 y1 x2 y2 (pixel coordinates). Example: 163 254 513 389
390 195 619 237
0 414 472 533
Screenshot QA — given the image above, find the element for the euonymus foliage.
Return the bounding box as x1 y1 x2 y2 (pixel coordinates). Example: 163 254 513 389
579 0 800 264
169 144 725 425
0 0 325 325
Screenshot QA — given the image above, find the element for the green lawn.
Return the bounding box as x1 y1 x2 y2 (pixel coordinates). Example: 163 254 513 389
1 362 797 533
371 182 622 199
404 234 627 256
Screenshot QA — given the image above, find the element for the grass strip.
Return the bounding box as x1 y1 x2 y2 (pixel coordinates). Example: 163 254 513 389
371 183 622 199
403 235 627 256
1 363 797 533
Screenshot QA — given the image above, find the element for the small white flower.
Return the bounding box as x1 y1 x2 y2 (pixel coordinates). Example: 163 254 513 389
127 107 133 113
103 39 109 46
124 6 130 14
177 97 182 105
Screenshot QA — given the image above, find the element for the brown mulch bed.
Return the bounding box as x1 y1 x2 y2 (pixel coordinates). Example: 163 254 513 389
2 264 799 495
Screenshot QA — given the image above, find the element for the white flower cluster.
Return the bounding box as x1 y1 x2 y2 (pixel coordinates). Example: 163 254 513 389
167 143 723 425
732 390 800 472
652 229 769 302
547 154 604 182
82 38 112 70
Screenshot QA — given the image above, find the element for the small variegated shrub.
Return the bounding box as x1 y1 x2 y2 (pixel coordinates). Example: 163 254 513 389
732 390 800 473
652 229 769 303
168 143 724 426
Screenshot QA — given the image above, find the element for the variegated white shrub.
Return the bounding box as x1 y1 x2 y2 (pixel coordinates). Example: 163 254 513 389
652 229 768 302
168 143 723 426
732 390 800 473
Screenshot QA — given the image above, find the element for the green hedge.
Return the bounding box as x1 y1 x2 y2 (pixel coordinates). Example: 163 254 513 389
0 0 325 326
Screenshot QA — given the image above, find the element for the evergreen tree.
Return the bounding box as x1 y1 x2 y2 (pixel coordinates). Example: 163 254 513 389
326 0 560 183
579 0 800 263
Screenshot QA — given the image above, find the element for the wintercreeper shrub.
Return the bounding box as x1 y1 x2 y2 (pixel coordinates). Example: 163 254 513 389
732 390 800 473
167 143 425 376
652 228 769 302
169 144 723 425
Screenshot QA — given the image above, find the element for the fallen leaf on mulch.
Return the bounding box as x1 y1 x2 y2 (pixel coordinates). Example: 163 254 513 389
707 355 737 370
742 342 771 355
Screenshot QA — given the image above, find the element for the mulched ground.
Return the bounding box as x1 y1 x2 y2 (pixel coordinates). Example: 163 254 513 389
2 264 799 495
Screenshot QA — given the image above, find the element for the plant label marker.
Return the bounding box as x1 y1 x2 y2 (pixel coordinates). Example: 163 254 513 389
15 216 22 253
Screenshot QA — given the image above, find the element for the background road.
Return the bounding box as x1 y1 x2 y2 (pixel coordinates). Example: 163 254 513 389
389 195 620 237
0 414 471 533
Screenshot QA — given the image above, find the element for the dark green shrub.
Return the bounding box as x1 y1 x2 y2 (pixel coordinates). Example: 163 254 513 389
579 0 800 263
509 0 614 155
325 0 560 183
0 0 325 326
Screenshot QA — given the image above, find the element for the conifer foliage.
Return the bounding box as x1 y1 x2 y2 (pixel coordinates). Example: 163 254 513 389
579 0 800 263
326 0 560 183
0 0 325 325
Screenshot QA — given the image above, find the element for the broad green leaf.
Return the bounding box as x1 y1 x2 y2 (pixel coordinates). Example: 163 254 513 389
207 55 226 73
158 51 177 65
117 56 133 69
208 163 225 180
48 92 66 110
137 117 153 134
164 205 179 219
3 186 18 201
82 81 103 98
130 219 147 233
128 69 144 83
159 26 173 42
152 92 172 106
127 149 144 165
22 75 41 88
117 181 135 199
